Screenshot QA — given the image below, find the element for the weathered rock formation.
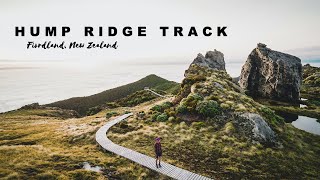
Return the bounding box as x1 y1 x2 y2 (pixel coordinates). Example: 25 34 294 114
173 56 284 146
187 49 225 74
239 43 302 102
235 113 277 145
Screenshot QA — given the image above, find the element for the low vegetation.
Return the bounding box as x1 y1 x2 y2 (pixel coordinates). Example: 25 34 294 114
109 112 320 179
47 74 179 116
115 90 161 107
301 64 320 96
0 108 169 179
108 65 320 179
2 67 320 179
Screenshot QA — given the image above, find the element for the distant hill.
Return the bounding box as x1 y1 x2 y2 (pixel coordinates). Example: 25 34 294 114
301 64 320 97
46 74 179 116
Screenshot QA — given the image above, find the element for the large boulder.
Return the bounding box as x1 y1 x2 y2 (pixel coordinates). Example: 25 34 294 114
187 49 225 75
235 113 277 145
239 43 302 102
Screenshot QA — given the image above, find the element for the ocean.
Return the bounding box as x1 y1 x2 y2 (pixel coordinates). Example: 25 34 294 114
0 60 319 113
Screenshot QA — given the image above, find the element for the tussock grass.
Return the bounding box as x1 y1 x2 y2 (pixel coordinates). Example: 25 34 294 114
0 108 170 179
109 112 320 179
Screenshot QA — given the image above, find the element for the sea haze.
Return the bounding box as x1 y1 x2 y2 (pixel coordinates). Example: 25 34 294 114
0 60 319 113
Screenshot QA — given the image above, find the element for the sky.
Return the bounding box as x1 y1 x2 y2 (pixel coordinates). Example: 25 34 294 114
0 0 319 64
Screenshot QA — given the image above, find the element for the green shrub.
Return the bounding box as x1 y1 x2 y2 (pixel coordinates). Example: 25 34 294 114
196 100 220 117
152 112 161 120
177 104 188 113
106 111 119 118
181 93 204 111
156 113 168 121
182 74 206 85
86 106 102 116
161 101 173 109
190 93 204 101
259 107 284 126
151 102 173 113
151 105 163 112
105 102 120 108
309 99 320 106
116 90 158 107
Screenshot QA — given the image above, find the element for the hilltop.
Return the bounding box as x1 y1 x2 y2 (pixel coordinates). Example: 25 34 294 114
46 74 179 116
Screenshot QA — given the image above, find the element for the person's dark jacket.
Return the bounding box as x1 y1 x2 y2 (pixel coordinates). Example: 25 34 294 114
154 142 162 154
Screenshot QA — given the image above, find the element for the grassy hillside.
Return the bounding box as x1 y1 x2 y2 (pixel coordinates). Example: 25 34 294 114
301 64 320 97
109 65 320 179
47 74 179 116
0 107 170 179
1 65 320 179
115 90 160 107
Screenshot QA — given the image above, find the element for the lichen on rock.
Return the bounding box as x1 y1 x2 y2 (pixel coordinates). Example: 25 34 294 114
235 113 277 145
186 49 225 76
173 51 284 146
239 43 302 102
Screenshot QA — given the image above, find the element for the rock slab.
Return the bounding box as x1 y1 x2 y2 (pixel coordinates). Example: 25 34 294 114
237 113 277 145
189 49 226 71
239 43 302 102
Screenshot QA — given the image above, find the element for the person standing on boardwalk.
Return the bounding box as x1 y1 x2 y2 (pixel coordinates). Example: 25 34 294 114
155 137 162 168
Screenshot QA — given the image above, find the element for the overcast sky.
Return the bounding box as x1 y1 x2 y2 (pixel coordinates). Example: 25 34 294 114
0 0 319 64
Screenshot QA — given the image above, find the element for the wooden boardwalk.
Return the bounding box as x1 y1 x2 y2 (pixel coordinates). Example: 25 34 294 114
145 88 165 97
95 113 213 180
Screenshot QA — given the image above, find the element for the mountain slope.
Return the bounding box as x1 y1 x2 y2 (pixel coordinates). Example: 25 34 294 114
110 64 320 179
46 74 179 116
301 64 320 96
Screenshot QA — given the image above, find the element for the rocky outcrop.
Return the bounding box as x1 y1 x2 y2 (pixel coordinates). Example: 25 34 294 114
174 62 282 146
20 103 41 110
239 43 302 102
187 50 225 74
18 103 80 118
235 113 277 145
